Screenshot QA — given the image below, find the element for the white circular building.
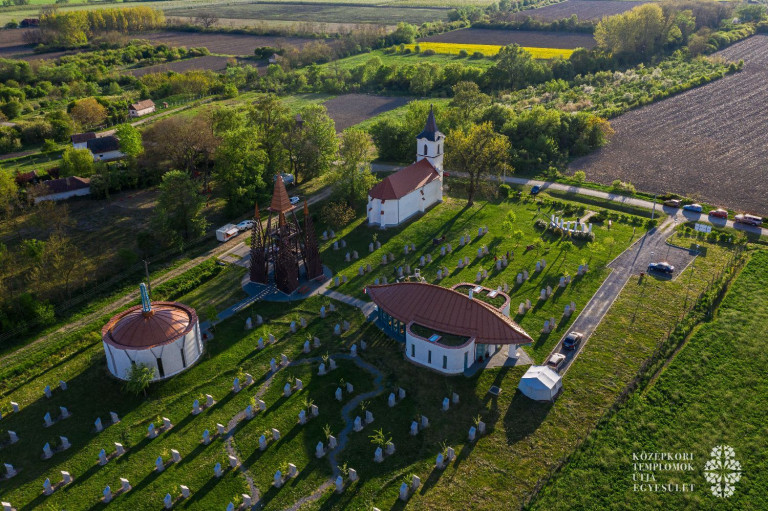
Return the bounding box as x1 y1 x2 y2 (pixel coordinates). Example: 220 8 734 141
102 286 203 381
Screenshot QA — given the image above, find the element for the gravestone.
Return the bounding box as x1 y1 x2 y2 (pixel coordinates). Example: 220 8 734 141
271 428 280 441
98 449 108 465
476 271 482 282
452 392 459 404
243 495 252 507
274 470 283 488
388 393 395 407
44 386 51 399
110 412 120 424
228 455 238 468
283 383 292 397
412 475 421 491
318 363 327 375
330 359 337 370
523 269 529 280
442 398 450 411
156 456 165 472
517 273 523 284
482 269 488 279
353 416 362 432
346 382 354 393
203 430 211 445
437 269 443 279
163 493 172 509
163 417 172 430
361 340 367 350
245 317 252 330
60 436 70 450
295 378 304 391
268 333 275 343
349 468 358 481
310 404 319 417
288 463 298 478
298 410 306 424
519 303 525 314
43 412 52 427
42 443 53 459
115 442 125 455
8 431 18 444
314 336 321 348
120 478 131 492
11 402 18 413
441 246 446 257
316 441 325 458
328 435 337 449
61 471 72 485
464 256 470 265
540 288 547 300
410 421 418 436
333 241 339 251
399 482 409 501
335 388 343 401
546 285 552 296
258 399 266 411
192 400 201 415
496 260 502 270
526 299 531 310
244 373 253 386
259 435 267 450
447 446 455 461
366 263 372 273
381 255 387 265
180 486 190 498
245 405 254 419
436 453 445 469
350 344 357 357
559 276 566 287
3 463 16 478
334 324 341 335
43 478 52 495
217 423 226 435
478 421 486 435
427 254 432 263
420 256 425 265
335 475 344 493
270 358 277 372
374 447 383 462
421 415 429 428
365 410 374 424
233 378 241 393
226 503 234 511
256 315 263 326
258 337 264 350
214 463 223 478
468 426 477 442
59 380 67 391
103 486 112 503
446 243 452 253
374 278 380 286
290 321 297 332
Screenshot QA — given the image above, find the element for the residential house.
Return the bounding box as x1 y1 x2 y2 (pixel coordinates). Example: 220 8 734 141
35 176 91 203
129 99 155 118
86 135 124 161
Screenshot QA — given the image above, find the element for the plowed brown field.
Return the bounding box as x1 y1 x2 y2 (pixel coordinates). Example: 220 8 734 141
569 35 768 216
421 27 595 49
513 0 648 22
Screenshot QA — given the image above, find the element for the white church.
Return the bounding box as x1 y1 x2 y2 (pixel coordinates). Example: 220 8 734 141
367 106 445 228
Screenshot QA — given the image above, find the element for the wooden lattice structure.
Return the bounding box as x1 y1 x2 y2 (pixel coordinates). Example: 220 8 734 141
249 176 323 294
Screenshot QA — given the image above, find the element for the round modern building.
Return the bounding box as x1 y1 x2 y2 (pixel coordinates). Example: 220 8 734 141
102 285 203 381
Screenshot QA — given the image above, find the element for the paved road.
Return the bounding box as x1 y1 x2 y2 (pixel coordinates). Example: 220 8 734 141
548 218 696 375
371 163 767 238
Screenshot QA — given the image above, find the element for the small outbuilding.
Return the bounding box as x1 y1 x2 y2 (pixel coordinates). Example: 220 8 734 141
34 176 90 203
129 99 155 117
86 135 124 161
71 132 96 149
102 284 203 381
518 365 562 402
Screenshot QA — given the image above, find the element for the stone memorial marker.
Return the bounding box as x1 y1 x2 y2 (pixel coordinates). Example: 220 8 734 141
245 405 254 419
217 423 226 435
288 463 298 478
374 447 383 462
412 475 421 491
388 393 395 407
192 400 201 415
163 493 172 509
180 486 190 498
421 415 429 428
274 470 283 488
385 442 395 455
346 382 354 393
399 482 409 501
110 411 120 424
11 402 18 413
328 435 337 449
61 471 72 485
442 397 450 411
103 486 112 503
156 456 165 472
115 442 125 456
270 358 277 372
452 392 459 404
258 399 266 411
318 363 326 375
283 383 292 397
259 435 267 450
98 449 108 465
8 431 18 444
468 426 477 441
335 388 343 401
163 417 172 430
214 463 223 478
353 416 362 432
44 385 51 399
335 475 344 493
447 446 455 461
436 453 445 469
202 430 211 445
233 378 241 393
228 455 238 468
365 410 374 424
298 410 306 424
410 421 418 436
330 358 337 370
316 441 325 458
310 404 319 417
60 436 70 450
43 478 52 496
3 463 16 478
271 428 280 441
43 412 53 427
43 443 53 459
349 468 358 481
120 478 131 492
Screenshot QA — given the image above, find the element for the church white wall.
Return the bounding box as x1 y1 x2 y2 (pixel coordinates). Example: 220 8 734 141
104 321 203 381
405 327 473 375
367 179 443 228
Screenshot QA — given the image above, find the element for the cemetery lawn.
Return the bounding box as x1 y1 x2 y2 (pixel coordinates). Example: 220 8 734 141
530 248 768 510
320 191 644 362
0 295 373 510
175 263 248 314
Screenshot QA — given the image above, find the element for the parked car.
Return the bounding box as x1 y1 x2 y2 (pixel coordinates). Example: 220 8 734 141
236 219 256 231
709 209 728 219
664 199 682 208
683 203 703 212
648 261 675 274
734 214 763 226
289 196 300 205
546 353 566 372
530 185 541 195
563 332 583 350
274 172 294 185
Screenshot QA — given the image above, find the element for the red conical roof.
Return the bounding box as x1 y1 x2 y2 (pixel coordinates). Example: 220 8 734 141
269 175 293 213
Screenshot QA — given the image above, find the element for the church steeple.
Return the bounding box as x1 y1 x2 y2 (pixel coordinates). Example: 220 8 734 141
416 105 445 174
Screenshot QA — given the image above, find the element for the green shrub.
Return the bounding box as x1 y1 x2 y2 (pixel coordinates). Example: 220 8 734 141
423 49 436 56
153 259 223 301
458 49 469 57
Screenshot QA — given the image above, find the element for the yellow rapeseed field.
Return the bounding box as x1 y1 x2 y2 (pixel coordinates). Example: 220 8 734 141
403 42 574 59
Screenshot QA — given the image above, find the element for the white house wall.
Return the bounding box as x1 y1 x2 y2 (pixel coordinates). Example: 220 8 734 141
405 329 473 375
367 179 442 228
92 150 124 162
34 188 90 203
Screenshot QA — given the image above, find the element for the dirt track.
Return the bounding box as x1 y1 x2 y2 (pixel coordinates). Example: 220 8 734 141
569 36 768 216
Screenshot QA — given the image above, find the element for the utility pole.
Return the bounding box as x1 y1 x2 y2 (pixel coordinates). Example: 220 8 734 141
650 194 657 222
144 259 151 299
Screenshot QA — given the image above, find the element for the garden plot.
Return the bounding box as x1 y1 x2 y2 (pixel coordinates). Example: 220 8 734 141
322 94 411 132
512 0 649 22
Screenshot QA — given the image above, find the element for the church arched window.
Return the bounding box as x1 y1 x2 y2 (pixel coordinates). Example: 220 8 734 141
424 144 428 156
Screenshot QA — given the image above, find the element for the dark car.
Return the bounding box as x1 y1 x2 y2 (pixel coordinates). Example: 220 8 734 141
709 209 728 219
648 261 675 274
563 332 583 350
530 185 541 195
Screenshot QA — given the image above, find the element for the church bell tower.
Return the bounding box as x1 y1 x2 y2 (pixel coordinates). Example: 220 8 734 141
416 105 445 175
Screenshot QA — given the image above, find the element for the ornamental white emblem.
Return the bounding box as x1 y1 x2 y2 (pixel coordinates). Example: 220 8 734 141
704 445 741 498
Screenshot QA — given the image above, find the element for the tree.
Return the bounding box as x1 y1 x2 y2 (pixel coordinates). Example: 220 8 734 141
0 170 18 220
153 170 208 244
510 230 524 247
484 44 551 90
285 104 338 184
332 127 377 206
445 122 511 206
604 236 616 258
69 98 107 128
60 147 94 177
386 22 417 45
214 127 267 215
115 123 143 158
142 114 219 187
124 363 155 396
247 94 290 177
595 3 671 60
1 100 22 120
449 81 490 124
28 231 93 301
194 11 219 28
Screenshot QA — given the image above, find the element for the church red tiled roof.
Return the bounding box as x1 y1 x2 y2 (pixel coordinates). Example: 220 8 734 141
269 175 294 213
368 159 440 201
366 282 533 345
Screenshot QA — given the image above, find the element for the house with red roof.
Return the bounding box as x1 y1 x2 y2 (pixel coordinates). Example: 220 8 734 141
367 106 445 228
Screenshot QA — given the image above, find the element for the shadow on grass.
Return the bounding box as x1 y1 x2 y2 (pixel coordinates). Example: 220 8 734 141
503 390 553 445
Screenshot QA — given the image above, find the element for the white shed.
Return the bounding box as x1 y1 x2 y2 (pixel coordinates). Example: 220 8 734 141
518 365 562 401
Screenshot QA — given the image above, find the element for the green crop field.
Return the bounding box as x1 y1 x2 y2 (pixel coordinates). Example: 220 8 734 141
530 248 768 510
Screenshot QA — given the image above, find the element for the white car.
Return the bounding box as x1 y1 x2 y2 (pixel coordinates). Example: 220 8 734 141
236 220 255 231
546 353 566 372
289 196 300 205
682 203 703 213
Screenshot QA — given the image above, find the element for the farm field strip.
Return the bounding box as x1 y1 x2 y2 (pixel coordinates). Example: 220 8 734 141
405 42 574 58
510 0 649 22
420 27 596 50
569 35 768 216
126 55 232 76
136 31 319 56
321 94 411 132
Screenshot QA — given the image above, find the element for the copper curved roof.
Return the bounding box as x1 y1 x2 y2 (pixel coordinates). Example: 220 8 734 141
102 302 198 349
367 283 532 345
